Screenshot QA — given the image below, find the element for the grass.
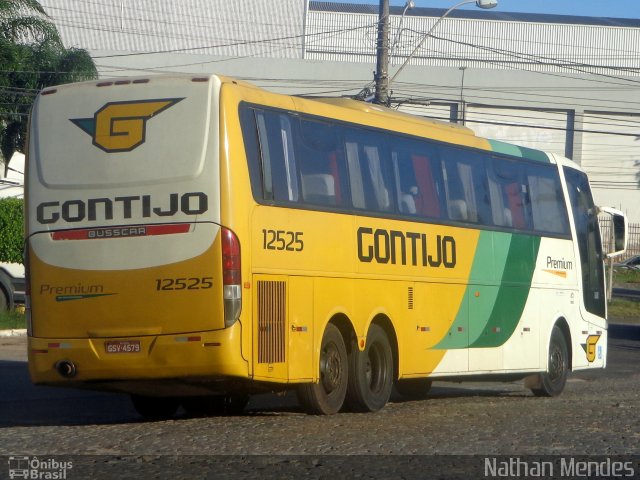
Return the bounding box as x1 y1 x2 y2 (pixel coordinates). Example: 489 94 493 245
613 268 640 284
0 308 26 330
608 298 640 321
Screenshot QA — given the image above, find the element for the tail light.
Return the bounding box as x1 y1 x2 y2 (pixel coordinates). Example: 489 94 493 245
221 227 241 327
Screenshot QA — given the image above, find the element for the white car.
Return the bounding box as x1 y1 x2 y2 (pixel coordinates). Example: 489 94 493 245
0 262 25 311
0 153 25 311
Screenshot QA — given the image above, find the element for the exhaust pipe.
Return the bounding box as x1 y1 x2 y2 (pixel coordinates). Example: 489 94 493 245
55 360 77 378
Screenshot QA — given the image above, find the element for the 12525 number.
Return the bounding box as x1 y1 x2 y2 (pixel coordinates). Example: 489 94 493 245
155 277 213 291
262 229 303 251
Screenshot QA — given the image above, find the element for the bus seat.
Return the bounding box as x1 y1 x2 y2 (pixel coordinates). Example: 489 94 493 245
448 199 468 221
301 173 336 205
399 193 416 214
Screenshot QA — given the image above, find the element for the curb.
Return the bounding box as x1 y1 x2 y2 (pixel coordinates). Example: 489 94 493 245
0 329 27 337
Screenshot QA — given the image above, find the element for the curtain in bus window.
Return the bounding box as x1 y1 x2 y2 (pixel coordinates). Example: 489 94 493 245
456 163 479 223
364 145 391 211
255 112 274 200
280 116 299 202
346 141 365 209
411 155 441 218
506 183 525 229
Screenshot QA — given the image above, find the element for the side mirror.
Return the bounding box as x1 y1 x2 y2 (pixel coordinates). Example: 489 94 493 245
599 206 627 258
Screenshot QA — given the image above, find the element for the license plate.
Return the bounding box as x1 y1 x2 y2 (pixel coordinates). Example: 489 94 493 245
104 340 141 354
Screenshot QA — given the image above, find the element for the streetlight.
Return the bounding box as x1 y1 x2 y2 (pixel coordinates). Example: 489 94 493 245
375 0 498 104
391 0 415 64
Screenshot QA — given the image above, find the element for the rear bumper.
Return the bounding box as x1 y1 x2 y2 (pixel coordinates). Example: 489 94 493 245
28 322 248 389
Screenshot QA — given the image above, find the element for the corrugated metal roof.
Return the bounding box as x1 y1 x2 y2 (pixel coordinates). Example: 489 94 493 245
310 2 640 28
42 0 307 59
305 2 640 76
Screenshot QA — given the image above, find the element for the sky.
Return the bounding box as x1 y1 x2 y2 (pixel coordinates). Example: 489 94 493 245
341 0 640 19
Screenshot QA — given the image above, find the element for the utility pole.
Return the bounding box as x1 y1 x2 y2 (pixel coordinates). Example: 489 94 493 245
373 0 390 105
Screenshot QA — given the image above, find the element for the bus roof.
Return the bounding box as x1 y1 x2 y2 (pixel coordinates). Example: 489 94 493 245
42 73 568 168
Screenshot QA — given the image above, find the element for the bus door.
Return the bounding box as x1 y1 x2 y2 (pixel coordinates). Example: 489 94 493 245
563 167 606 365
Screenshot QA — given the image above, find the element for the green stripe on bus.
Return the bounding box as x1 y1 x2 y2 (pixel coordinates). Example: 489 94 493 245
470 234 541 348
435 231 509 349
467 232 511 345
434 232 540 350
488 140 551 163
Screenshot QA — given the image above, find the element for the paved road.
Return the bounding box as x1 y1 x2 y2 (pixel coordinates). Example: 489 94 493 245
1 325 638 478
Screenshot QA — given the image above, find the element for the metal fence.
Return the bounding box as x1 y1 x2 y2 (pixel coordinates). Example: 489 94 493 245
599 218 640 259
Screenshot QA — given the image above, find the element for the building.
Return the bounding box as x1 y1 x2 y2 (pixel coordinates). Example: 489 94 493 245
41 0 640 221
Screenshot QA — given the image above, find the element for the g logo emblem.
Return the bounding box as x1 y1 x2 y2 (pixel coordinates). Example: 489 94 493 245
71 98 184 153
582 334 601 362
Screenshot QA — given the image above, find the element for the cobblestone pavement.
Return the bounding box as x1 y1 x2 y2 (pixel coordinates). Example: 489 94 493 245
0 325 638 476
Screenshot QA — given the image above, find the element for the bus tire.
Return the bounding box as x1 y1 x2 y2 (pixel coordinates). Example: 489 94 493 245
532 325 569 397
0 286 8 312
130 395 180 420
297 323 348 415
345 323 393 412
395 378 432 399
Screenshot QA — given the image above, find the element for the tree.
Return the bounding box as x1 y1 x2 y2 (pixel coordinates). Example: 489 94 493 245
0 0 97 171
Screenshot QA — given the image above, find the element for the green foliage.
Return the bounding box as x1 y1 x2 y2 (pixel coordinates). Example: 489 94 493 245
0 197 23 263
0 308 25 329
608 298 640 322
613 268 640 284
1 0 98 166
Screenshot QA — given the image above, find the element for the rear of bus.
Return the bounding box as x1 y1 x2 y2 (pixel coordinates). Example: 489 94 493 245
26 75 247 392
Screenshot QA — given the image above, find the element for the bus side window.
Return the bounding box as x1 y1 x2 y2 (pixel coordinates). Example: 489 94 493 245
296 118 346 207
526 164 569 235
255 111 299 203
345 131 392 213
389 138 443 219
442 155 488 224
488 158 527 229
392 152 417 215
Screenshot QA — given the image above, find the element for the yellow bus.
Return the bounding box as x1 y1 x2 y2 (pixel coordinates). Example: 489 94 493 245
26 74 627 418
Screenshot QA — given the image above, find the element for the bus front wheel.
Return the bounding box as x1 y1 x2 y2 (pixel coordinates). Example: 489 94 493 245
297 323 348 415
532 325 569 397
345 323 393 412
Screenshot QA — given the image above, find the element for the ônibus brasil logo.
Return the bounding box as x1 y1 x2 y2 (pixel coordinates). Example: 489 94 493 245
71 98 184 153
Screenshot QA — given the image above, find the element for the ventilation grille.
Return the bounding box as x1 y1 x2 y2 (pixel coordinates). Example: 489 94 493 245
257 280 286 364
408 286 414 310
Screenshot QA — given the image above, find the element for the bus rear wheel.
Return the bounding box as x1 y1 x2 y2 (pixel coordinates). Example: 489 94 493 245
297 323 348 415
0 287 8 312
532 325 569 397
345 323 393 412
130 395 180 420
